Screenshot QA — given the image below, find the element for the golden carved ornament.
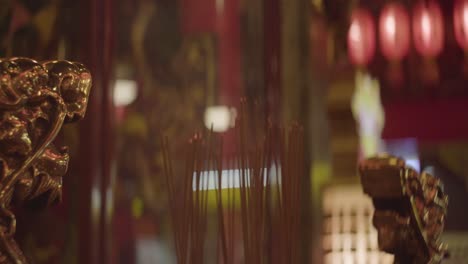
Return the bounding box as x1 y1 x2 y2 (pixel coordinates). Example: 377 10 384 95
359 154 449 264
0 57 91 263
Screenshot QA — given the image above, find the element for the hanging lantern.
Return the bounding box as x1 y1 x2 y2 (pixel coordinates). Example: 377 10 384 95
379 3 410 89
413 1 444 58
347 8 376 67
454 0 468 77
412 0 444 85
379 3 410 61
454 0 468 50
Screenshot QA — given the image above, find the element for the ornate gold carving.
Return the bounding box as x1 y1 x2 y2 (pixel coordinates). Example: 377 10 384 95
0 57 91 263
359 154 448 264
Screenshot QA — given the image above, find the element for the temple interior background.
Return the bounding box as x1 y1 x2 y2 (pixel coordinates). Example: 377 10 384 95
1 0 468 263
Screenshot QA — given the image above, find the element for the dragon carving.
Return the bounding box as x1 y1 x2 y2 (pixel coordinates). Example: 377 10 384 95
0 57 91 263
359 154 449 264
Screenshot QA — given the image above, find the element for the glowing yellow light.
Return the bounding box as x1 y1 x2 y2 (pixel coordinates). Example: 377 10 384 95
132 197 144 219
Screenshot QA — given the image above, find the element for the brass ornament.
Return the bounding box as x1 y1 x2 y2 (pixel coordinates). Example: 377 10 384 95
359 154 448 264
0 57 91 263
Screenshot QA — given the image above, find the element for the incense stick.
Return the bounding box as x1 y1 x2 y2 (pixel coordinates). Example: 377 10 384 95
163 100 307 264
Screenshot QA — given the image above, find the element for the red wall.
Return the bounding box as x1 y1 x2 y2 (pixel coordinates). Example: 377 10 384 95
383 98 468 142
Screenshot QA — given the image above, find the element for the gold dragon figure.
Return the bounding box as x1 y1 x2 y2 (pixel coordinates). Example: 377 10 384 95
0 57 91 263
359 154 449 264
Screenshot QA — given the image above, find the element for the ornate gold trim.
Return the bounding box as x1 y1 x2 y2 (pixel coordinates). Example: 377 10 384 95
0 57 91 263
359 154 448 264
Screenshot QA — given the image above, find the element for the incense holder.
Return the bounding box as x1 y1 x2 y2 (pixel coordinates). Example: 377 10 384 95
0 58 91 263
359 154 448 264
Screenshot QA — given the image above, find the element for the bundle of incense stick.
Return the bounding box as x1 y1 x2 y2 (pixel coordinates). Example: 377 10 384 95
162 102 306 264
162 132 213 264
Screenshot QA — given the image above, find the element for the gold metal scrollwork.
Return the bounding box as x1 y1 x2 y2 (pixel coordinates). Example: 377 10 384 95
0 57 91 263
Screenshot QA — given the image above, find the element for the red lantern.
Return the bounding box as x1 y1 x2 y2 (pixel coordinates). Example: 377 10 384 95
454 0 468 50
413 1 444 57
379 3 411 61
347 8 376 67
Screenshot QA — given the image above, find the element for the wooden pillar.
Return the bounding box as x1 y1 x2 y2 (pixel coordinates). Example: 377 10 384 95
217 0 242 107
241 0 264 108
76 0 115 263
217 0 242 155
281 0 314 262
264 0 281 123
